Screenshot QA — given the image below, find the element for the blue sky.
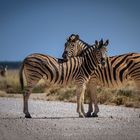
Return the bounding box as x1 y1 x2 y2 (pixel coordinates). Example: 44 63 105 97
0 0 140 61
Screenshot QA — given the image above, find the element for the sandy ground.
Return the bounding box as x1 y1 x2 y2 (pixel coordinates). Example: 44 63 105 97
0 97 140 140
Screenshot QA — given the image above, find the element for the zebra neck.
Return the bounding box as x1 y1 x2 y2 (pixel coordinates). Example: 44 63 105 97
82 47 98 73
77 40 89 56
76 40 98 72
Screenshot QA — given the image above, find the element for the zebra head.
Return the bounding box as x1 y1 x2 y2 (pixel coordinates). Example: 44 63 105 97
62 34 88 61
62 34 79 61
62 34 109 67
94 39 109 67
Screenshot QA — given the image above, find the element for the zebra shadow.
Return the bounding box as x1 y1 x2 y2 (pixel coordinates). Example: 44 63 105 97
0 116 80 120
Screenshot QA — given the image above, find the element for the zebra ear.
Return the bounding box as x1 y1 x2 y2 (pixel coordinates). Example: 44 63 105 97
95 40 98 45
70 34 79 42
99 39 103 45
104 40 109 46
75 34 79 40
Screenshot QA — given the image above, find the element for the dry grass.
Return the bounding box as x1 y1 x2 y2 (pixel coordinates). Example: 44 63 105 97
45 84 76 102
97 87 140 108
0 69 140 108
0 69 46 93
0 70 20 93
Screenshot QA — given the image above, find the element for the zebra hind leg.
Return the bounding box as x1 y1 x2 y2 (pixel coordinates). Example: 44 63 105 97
23 88 32 118
76 85 86 118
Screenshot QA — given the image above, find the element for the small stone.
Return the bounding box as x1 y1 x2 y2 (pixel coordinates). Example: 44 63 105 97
4 124 7 127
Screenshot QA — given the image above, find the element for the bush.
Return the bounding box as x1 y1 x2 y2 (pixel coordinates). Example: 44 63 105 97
117 89 132 97
0 70 21 93
46 85 76 102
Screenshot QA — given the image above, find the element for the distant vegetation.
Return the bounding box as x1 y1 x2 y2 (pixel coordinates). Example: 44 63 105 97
0 65 139 108
0 61 21 69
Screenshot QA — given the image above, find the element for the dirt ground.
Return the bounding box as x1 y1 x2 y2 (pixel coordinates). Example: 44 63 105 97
0 97 140 140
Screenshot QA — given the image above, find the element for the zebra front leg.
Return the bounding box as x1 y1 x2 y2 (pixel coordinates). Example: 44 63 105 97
23 89 32 118
81 90 86 117
91 88 99 117
87 83 99 117
86 90 93 117
76 85 86 118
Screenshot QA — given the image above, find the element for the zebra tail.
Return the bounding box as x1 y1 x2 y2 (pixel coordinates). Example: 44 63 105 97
19 62 24 91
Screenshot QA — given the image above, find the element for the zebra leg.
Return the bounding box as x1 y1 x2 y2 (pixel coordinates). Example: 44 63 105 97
86 90 93 117
91 89 99 117
81 90 86 116
23 88 32 118
76 85 86 118
87 84 99 117
23 76 40 118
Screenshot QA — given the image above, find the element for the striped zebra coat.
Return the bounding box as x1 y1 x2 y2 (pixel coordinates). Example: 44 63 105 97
62 34 140 117
19 39 108 118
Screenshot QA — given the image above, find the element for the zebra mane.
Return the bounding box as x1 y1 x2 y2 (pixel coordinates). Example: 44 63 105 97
78 39 90 47
77 39 95 57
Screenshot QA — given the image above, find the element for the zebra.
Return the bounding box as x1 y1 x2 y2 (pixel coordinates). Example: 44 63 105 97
62 34 140 117
19 36 108 118
0 65 8 77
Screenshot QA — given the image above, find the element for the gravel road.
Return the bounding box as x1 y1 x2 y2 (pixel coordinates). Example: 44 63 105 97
0 97 140 140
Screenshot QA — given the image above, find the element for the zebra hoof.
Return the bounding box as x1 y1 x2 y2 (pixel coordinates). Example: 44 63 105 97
25 114 32 118
85 112 92 117
91 113 98 117
79 114 85 118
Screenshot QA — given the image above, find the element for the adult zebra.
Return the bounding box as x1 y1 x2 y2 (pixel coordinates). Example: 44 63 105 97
19 37 108 118
62 34 140 117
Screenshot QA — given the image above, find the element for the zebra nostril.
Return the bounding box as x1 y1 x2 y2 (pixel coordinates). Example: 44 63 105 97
101 57 106 66
101 59 106 67
101 61 105 66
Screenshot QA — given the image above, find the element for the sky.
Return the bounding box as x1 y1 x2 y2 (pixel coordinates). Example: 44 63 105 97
0 0 140 61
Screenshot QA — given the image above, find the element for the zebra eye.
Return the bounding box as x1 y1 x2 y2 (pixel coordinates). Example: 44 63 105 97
71 39 76 43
